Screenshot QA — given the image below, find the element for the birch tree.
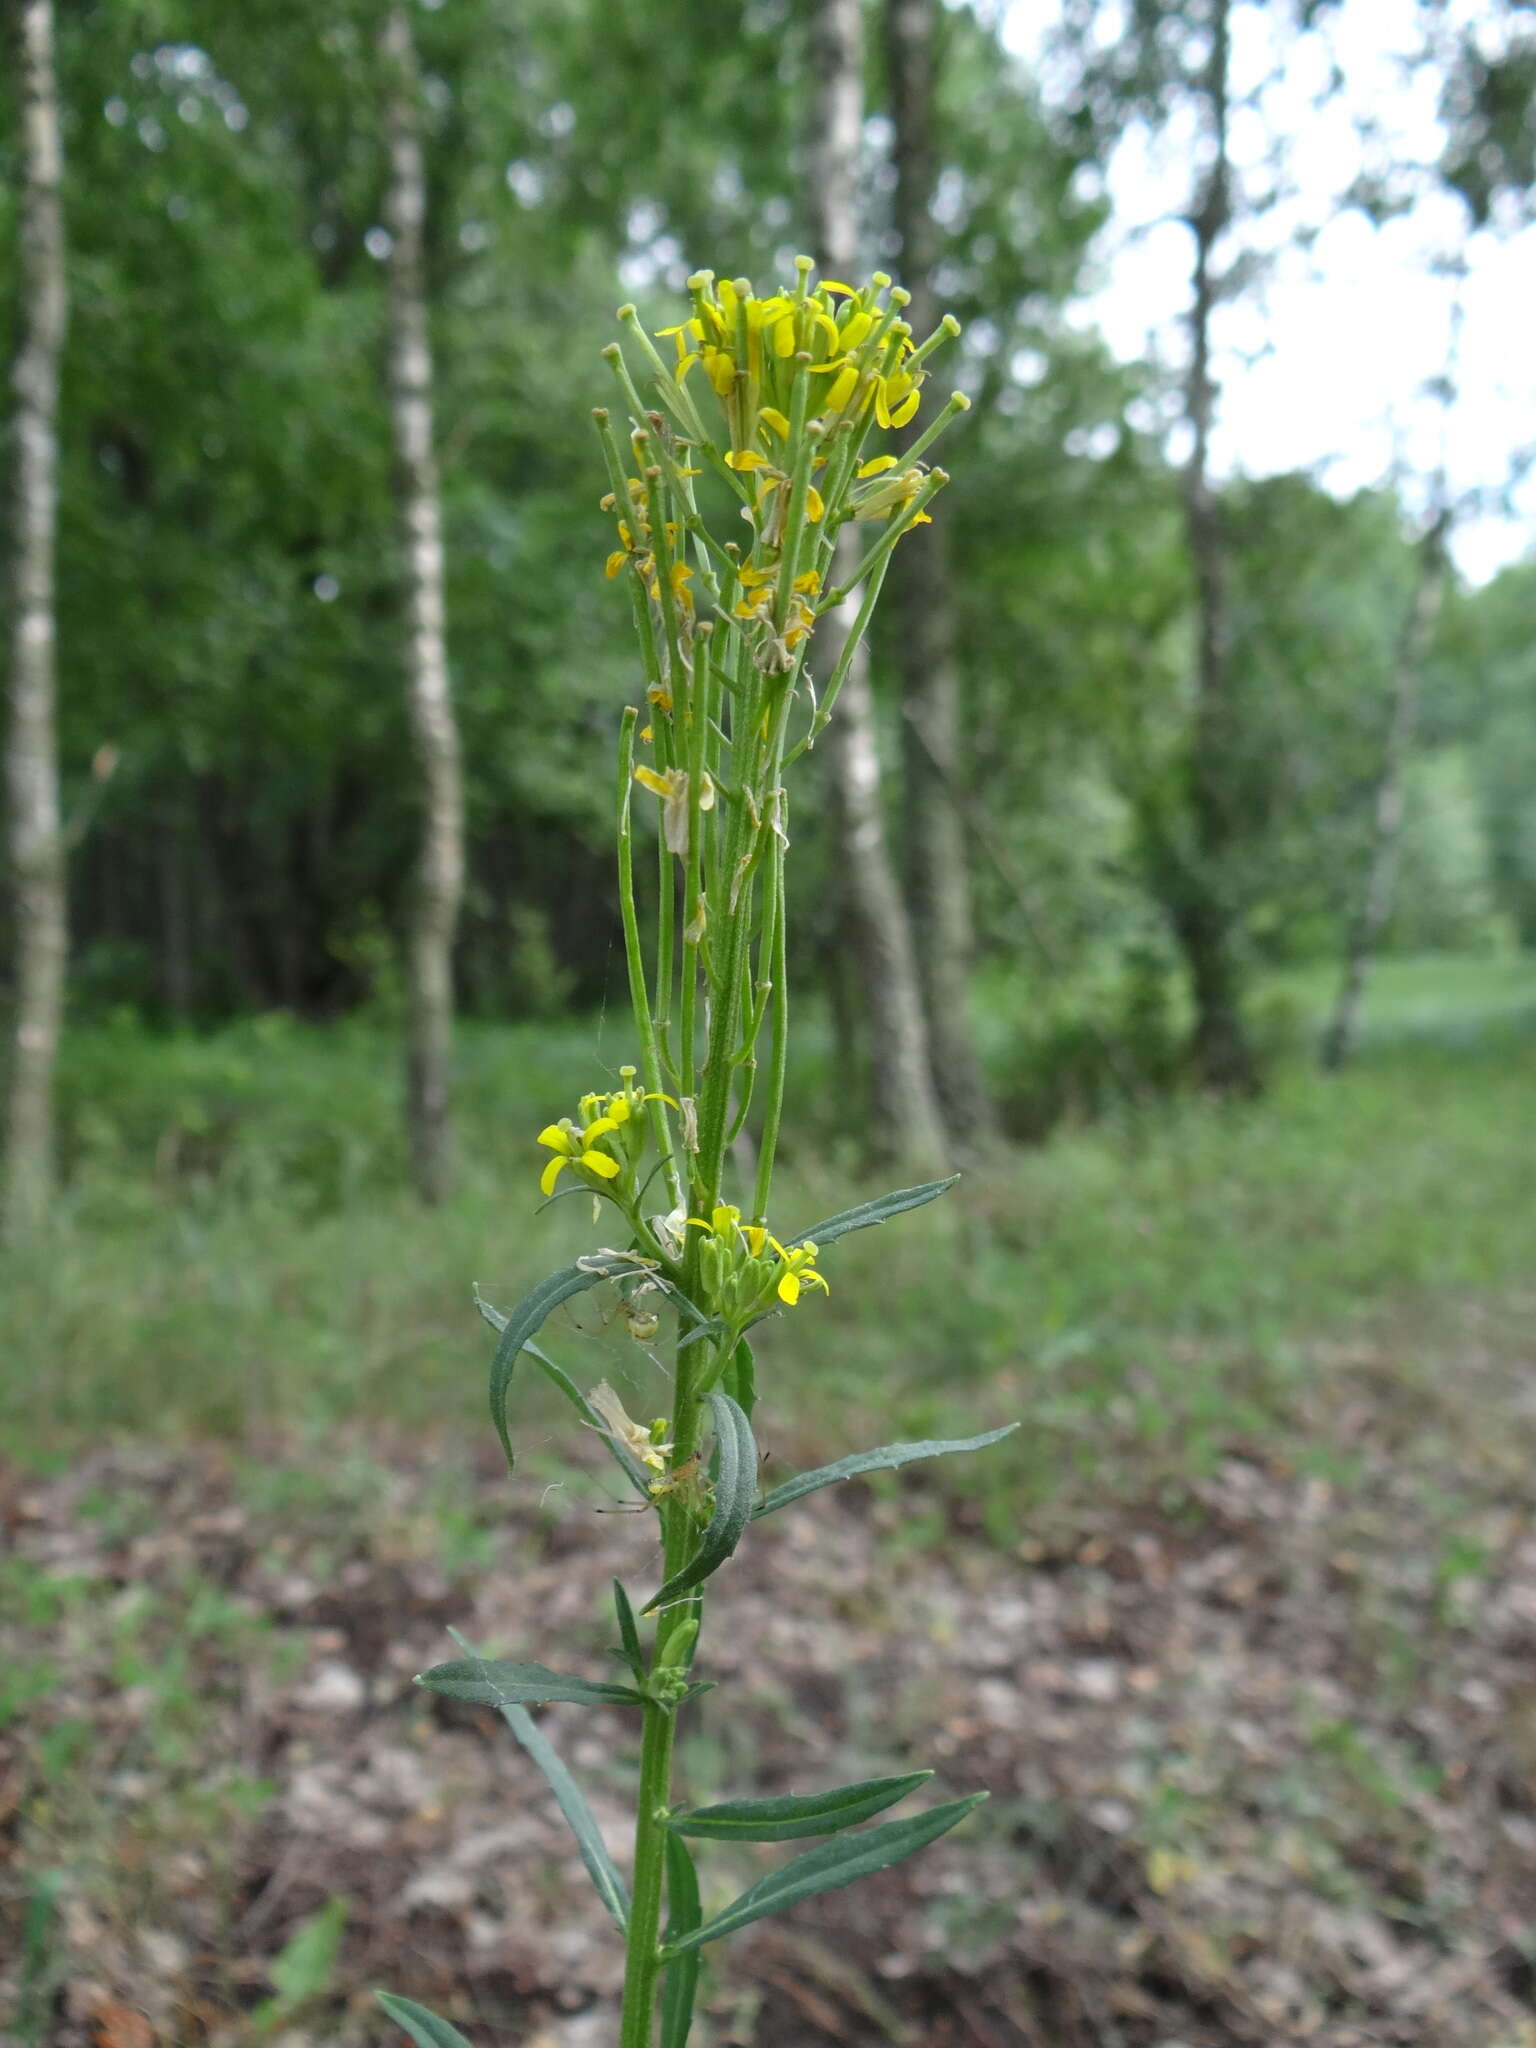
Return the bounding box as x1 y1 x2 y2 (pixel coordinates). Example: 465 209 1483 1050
381 3 465 1203
1321 509 1449 1069
1061 0 1262 1096
807 0 950 1168
885 0 989 1143
4 0 68 1237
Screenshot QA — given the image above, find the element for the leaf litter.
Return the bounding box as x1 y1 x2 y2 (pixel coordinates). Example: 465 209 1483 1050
2 1330 1535 2048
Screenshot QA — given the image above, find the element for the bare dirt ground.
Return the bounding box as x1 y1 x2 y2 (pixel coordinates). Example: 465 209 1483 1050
4 1349 1535 2048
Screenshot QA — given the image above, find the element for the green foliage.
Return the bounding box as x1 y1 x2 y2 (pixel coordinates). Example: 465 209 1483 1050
1439 561 1536 948
375 1991 478 2048
659 1794 988 1956
669 1770 934 1842
785 1174 961 1247
253 1896 349 2035
658 1835 702 2048
752 1423 1019 1519
414 1654 646 1709
497 1701 631 1932
479 1253 654 1472
643 1393 756 1613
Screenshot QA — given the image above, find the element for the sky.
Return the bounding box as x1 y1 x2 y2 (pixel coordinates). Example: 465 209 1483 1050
1002 0 1536 583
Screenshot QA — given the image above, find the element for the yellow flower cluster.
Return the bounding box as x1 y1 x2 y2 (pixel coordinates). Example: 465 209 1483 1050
687 1202 830 1319
602 474 695 618
732 563 821 651
535 1067 674 1199
658 270 926 452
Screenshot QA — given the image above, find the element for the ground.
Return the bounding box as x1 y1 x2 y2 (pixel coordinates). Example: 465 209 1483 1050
2 958 1534 2046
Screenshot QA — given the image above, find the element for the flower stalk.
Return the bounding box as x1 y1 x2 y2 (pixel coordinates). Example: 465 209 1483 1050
382 266 1007 2048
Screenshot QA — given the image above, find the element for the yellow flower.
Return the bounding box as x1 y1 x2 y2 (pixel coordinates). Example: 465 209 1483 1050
536 1114 624 1198
686 1206 829 1312
687 1202 769 1258
767 1236 829 1306
875 370 921 430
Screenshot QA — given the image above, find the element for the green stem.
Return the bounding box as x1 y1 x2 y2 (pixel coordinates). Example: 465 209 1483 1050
618 1698 678 2048
618 1271 715 2045
752 805 789 1224
814 470 949 616
782 551 892 769
618 711 682 1215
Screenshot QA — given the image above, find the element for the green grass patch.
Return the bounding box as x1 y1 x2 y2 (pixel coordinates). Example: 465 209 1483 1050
3 956 1533 1526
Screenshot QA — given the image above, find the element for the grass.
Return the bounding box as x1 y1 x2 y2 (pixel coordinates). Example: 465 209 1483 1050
3 952 1533 1527
4 952 1534 2046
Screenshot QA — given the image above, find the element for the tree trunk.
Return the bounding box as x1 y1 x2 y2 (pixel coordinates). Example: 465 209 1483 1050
381 5 465 1203
886 0 990 1145
1174 0 1258 1099
807 0 950 1171
4 0 68 1239
159 818 194 1019
1321 513 1449 1071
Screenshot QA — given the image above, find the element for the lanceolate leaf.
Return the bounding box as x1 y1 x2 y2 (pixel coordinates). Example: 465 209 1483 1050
439 1629 632 1930
501 1703 631 1932
643 1392 755 1614
722 1335 757 1417
661 1795 988 1956
668 1771 933 1842
612 1577 645 1680
658 1834 702 2048
374 1991 476 2048
752 1424 1019 1520
784 1175 960 1250
476 1254 648 1472
416 1657 645 1710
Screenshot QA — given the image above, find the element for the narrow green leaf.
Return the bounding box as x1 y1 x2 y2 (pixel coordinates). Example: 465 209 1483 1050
752 1424 1018 1520
374 1992 476 2048
661 1794 987 1956
676 1314 726 1354
784 1175 960 1250
722 1336 756 1417
501 1703 630 1932
643 1391 755 1613
476 1254 648 1472
441 1626 630 1931
659 1834 702 2048
416 1657 645 1709
612 1578 645 1680
669 1771 932 1842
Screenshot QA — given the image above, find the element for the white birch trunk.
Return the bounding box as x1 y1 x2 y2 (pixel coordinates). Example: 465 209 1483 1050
4 0 69 1237
809 0 950 1170
886 0 990 1145
381 5 465 1203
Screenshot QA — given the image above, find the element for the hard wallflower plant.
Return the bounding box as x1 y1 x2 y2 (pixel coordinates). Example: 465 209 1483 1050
378 265 1015 2048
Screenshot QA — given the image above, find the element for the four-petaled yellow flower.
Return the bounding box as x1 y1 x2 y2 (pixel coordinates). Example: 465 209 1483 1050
536 1112 624 1198
536 1067 678 1199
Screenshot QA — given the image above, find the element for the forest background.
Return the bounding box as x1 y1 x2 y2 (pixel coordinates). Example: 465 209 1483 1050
2 2 1536 2045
